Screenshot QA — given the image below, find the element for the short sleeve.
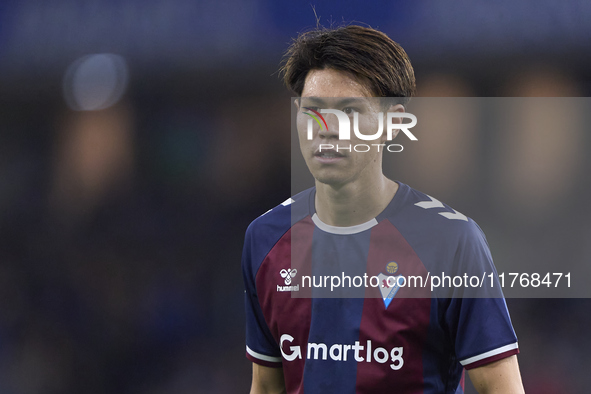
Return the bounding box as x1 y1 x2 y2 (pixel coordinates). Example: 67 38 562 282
242 224 283 367
447 297 519 370
444 221 519 370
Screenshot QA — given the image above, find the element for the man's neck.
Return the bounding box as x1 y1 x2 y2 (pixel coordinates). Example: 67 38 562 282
314 175 398 227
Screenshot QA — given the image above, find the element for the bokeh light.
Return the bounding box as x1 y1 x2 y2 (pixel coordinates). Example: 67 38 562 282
63 53 129 111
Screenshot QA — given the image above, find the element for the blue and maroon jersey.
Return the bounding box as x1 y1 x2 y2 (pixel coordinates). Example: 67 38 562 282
242 182 518 394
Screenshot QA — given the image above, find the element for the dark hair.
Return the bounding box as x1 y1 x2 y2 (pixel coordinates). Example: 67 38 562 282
280 25 415 105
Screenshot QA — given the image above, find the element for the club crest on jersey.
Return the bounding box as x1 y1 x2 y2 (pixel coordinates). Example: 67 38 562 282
379 263 403 308
277 268 299 292
386 261 398 274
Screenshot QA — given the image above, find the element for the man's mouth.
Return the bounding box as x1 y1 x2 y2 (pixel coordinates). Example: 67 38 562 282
313 148 347 163
314 149 346 158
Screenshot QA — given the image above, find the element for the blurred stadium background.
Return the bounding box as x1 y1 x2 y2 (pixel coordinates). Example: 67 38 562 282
0 1 590 393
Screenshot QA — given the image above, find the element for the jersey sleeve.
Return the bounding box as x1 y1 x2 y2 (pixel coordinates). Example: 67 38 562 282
242 223 283 368
444 220 519 370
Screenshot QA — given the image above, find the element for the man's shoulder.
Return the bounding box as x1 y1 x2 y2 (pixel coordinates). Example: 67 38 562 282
246 187 313 235
392 184 493 282
243 188 314 269
393 183 485 243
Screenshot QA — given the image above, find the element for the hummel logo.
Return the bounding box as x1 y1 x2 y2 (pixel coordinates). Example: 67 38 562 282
278 268 299 292
280 268 297 285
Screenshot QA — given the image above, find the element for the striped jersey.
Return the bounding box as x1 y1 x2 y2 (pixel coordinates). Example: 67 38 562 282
242 182 518 393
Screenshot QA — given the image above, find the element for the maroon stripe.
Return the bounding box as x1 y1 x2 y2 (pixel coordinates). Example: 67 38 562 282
356 220 431 393
256 217 315 394
463 348 520 370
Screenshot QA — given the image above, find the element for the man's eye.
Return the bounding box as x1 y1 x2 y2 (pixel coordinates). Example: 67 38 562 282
343 107 357 114
304 106 320 112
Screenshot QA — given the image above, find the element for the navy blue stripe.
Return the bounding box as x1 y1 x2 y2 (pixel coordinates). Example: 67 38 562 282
302 226 371 393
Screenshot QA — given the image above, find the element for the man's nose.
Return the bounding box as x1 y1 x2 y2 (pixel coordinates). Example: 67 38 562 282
319 115 340 138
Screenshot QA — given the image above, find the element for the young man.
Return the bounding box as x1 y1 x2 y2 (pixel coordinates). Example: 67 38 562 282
242 25 524 393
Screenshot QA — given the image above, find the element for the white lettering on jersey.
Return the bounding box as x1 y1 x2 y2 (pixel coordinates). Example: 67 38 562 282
280 334 302 361
279 335 404 370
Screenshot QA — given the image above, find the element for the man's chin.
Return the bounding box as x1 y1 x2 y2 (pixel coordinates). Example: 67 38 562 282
312 173 349 187
306 164 353 187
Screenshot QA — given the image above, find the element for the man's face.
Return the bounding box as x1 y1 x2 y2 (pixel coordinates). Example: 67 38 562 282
296 68 399 187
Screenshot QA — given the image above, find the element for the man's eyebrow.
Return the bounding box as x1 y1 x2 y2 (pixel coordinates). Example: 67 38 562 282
300 97 325 105
335 98 369 107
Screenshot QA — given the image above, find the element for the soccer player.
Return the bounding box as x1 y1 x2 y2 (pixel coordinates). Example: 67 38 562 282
242 25 524 393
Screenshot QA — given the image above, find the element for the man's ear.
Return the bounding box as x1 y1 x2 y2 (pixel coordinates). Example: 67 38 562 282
380 104 405 142
389 104 405 114
294 98 300 110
